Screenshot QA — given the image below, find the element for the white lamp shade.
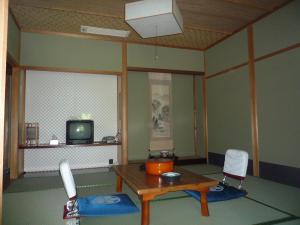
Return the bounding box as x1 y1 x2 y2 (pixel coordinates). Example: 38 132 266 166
125 0 183 38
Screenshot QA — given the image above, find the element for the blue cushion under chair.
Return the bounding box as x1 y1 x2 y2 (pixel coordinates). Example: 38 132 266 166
78 193 139 217
184 182 247 202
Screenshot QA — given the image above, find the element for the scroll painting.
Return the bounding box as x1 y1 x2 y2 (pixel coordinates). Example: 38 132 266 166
149 73 173 151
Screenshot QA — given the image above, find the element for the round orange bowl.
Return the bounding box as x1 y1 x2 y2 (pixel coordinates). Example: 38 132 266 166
145 159 174 175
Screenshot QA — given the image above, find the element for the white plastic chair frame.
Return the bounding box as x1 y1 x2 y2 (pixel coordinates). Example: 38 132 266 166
222 149 249 189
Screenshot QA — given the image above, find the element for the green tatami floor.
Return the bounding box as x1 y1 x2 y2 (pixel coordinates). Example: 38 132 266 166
3 164 300 225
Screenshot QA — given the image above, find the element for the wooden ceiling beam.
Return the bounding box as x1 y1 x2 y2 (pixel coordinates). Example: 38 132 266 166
222 0 290 11
222 0 271 11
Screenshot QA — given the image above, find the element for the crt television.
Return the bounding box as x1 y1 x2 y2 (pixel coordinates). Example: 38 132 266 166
66 120 94 145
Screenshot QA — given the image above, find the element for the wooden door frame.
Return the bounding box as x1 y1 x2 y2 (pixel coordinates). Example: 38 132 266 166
0 0 9 222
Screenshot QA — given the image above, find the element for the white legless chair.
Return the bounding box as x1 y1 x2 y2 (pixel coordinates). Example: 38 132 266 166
59 159 139 218
222 149 249 189
59 160 79 216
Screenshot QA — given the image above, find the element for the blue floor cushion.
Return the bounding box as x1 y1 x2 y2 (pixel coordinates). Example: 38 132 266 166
78 193 139 217
184 182 247 202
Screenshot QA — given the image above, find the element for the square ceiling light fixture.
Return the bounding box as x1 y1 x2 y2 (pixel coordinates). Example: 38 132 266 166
125 0 183 38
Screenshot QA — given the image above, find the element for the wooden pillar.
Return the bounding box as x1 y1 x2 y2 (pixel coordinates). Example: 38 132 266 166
121 42 128 165
10 67 22 179
247 25 260 176
192 75 199 156
202 55 209 163
0 0 9 221
202 77 209 163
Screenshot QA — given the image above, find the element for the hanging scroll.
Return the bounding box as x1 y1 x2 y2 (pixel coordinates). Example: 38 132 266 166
149 73 173 151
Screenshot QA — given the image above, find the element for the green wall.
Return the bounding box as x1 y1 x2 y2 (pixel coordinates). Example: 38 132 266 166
128 72 202 160
127 44 204 160
21 32 122 71
254 0 300 58
205 1 300 169
256 49 300 168
8 12 20 63
253 0 300 169
20 32 205 161
205 30 248 75
204 27 251 158
172 75 194 157
128 44 204 72
206 67 252 158
128 71 150 160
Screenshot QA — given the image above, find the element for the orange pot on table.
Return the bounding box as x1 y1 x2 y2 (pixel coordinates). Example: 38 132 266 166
145 159 174 175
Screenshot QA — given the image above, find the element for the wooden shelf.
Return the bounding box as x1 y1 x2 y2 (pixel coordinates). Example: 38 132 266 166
19 142 121 149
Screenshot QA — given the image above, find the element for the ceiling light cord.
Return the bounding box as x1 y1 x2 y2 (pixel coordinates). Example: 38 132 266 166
154 25 159 61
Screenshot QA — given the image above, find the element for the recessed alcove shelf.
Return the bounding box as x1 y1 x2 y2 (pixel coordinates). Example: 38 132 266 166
19 142 121 149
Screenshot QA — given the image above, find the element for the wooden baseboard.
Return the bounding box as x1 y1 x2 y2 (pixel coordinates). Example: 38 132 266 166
129 156 206 165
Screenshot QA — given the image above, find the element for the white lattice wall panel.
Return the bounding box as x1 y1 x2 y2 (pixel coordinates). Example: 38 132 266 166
24 146 118 172
25 70 118 172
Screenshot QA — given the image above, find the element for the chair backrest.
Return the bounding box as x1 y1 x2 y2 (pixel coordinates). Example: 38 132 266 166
59 160 77 200
223 149 249 180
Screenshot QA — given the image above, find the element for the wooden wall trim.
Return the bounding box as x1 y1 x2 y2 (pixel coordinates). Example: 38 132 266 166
202 77 209 163
10 67 21 179
247 25 260 176
127 67 204 76
202 55 209 163
121 42 128 165
192 75 198 156
20 70 26 144
205 62 248 79
255 42 300 62
20 65 122 76
0 0 9 221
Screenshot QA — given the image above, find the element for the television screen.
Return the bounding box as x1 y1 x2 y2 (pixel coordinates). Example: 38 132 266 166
66 120 94 144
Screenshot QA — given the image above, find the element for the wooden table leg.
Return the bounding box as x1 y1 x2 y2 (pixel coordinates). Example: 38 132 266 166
200 189 209 216
116 175 123 192
141 199 150 225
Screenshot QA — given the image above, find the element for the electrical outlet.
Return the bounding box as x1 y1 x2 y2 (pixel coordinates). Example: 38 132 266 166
109 159 113 164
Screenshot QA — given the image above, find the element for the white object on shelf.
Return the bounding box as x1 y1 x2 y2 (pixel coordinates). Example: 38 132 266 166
50 139 59 145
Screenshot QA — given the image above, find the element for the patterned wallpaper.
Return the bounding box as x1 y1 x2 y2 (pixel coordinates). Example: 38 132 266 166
24 70 118 172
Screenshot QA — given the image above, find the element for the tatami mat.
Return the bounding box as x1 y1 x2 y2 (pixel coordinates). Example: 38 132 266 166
205 173 300 217
3 164 300 225
5 170 116 193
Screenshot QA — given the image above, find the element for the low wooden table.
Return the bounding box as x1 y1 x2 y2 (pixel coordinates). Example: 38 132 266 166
113 164 218 225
